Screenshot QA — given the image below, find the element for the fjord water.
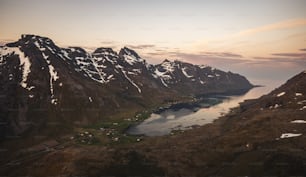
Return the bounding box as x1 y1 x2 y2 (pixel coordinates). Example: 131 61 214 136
127 79 282 136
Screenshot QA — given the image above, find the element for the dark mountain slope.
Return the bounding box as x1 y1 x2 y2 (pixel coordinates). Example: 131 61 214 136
1 72 303 177
0 34 253 139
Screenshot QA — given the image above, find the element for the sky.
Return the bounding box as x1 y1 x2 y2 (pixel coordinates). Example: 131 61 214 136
0 0 305 84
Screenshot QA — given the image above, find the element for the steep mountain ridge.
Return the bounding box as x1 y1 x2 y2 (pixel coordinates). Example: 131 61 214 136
0 34 253 138
152 59 252 94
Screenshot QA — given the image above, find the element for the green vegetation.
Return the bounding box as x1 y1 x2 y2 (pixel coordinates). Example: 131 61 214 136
76 96 229 146
74 131 101 145
78 111 151 146
85 110 150 131
78 96 224 146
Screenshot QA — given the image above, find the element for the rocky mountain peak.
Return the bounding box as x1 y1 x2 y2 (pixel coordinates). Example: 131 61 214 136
119 47 141 59
162 59 171 63
94 47 115 53
67 47 87 54
118 47 145 66
18 34 55 48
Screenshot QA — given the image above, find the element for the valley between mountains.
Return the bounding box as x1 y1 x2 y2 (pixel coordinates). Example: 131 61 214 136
1 35 306 177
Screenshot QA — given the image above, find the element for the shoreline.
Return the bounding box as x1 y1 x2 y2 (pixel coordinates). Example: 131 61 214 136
125 87 255 136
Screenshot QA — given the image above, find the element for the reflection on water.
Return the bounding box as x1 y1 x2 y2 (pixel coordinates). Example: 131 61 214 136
127 80 281 136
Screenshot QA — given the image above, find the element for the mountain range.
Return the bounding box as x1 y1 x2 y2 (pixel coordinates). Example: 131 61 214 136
0 34 253 138
1 34 305 177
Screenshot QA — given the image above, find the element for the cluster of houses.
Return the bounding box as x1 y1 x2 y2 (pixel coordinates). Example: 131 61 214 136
72 131 96 145
99 127 121 142
100 125 142 143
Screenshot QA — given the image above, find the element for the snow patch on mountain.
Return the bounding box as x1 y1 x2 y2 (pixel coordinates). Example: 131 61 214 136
160 78 168 87
277 92 286 97
182 67 193 78
291 120 306 123
48 64 59 93
199 65 209 69
86 55 108 83
0 47 32 90
123 54 138 65
161 60 175 73
34 39 62 104
300 106 306 110
153 69 172 80
41 52 59 104
280 133 302 139
65 48 112 84
152 68 171 87
297 100 306 105
200 80 206 85
122 70 142 93
120 47 145 66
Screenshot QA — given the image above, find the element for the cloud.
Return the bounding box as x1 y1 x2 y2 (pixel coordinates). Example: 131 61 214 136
145 52 165 56
254 55 305 61
145 49 306 68
253 56 283 60
236 18 306 37
126 44 156 49
98 41 121 49
252 50 306 67
200 52 243 58
144 48 247 64
150 51 249 67
174 53 246 65
272 53 306 58
285 32 306 40
100 41 117 45
142 49 248 67
252 56 306 67
154 49 168 52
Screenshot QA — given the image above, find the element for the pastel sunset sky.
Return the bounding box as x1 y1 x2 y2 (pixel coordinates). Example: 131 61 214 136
1 0 305 84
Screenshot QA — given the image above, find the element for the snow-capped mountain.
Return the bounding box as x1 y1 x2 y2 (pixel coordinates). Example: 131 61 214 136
151 59 252 94
0 34 253 137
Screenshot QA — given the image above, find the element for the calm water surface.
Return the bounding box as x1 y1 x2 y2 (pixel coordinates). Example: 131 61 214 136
127 79 282 136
